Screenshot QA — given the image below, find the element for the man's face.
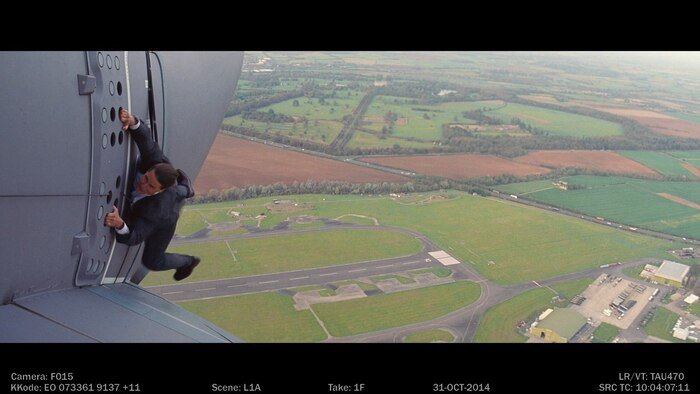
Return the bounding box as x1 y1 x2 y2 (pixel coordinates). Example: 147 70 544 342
136 169 164 195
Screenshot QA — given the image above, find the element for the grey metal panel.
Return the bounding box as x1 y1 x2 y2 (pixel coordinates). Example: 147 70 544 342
0 304 94 342
89 284 240 342
15 288 193 342
0 197 85 303
156 52 244 179
0 52 91 196
0 52 91 304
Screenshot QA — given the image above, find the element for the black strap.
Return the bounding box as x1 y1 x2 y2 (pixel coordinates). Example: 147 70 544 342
145 51 158 144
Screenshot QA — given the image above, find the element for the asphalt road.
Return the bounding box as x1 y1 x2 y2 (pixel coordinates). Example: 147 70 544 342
149 219 673 343
324 258 658 343
150 224 447 302
148 252 441 302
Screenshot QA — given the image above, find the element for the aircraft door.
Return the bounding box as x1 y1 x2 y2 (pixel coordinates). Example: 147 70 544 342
75 51 132 286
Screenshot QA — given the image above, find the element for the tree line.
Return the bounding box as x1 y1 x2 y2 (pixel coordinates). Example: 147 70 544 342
189 175 501 205
225 90 303 118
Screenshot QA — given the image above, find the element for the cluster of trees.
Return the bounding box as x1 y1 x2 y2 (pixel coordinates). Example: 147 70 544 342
226 90 302 118
191 180 418 204
374 82 479 103
247 74 281 88
189 175 495 205
223 127 328 152
241 109 296 124
461 110 503 125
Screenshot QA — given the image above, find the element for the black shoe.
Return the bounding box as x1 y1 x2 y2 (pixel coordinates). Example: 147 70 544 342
174 256 200 281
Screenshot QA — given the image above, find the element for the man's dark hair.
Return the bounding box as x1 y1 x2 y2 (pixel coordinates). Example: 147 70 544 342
152 163 178 189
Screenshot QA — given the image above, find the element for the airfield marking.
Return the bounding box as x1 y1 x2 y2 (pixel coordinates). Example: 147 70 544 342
532 280 541 287
401 261 421 265
375 264 394 269
259 280 279 284
309 307 332 339
290 276 310 281
348 268 366 273
319 272 338 277
464 248 481 258
195 287 216 292
162 291 184 295
224 240 237 262
227 284 246 288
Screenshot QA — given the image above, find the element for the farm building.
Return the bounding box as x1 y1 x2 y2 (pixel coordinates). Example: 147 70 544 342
530 308 587 343
653 260 690 288
640 264 658 280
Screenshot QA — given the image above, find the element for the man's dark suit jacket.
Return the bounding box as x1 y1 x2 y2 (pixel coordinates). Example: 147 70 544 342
115 119 190 267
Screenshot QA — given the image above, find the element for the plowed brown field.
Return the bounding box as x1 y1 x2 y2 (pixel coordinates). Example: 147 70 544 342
195 134 408 191
360 154 549 179
586 105 700 139
514 150 660 177
657 193 700 210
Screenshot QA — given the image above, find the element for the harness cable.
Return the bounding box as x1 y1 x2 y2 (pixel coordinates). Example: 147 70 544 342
145 50 158 144
150 51 166 150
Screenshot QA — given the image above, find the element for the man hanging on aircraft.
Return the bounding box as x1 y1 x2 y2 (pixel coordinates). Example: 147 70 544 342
104 109 200 281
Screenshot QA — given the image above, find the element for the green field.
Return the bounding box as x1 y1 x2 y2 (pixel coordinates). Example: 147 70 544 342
664 111 700 125
175 210 206 236
312 281 480 337
403 329 456 343
495 180 558 195
667 151 700 171
623 264 645 279
474 278 592 342
618 151 696 178
363 96 503 141
142 228 422 286
267 93 363 120
224 116 342 146
487 102 623 137
667 150 700 160
497 175 700 239
347 130 436 150
687 302 700 317
368 195 675 285
223 91 365 146
644 307 686 343
591 323 619 343
189 203 282 226
179 292 327 342
168 191 678 286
